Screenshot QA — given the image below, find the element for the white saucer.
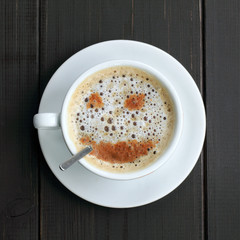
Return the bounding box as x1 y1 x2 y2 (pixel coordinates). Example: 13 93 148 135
38 40 206 208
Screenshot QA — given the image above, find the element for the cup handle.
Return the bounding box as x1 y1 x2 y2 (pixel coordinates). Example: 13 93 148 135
33 113 60 129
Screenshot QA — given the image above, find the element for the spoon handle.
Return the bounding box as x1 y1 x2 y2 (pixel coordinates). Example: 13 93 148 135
59 146 93 171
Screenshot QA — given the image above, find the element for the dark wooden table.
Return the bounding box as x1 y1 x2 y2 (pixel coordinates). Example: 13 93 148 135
1 0 239 239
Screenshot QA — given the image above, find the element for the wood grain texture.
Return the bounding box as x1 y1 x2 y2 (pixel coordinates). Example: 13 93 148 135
205 0 240 239
2 0 240 239
0 0 39 239
39 0 203 240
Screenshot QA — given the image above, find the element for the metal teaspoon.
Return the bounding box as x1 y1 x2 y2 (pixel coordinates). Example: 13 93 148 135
59 146 93 171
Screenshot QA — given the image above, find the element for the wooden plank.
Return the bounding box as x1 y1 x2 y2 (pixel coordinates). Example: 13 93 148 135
0 0 39 239
39 1 133 239
39 0 203 239
205 0 240 239
128 1 204 239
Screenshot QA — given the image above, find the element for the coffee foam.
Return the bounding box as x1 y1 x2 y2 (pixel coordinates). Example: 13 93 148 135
68 66 175 173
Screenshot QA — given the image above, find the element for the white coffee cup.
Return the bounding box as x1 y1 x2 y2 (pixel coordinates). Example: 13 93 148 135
34 60 183 180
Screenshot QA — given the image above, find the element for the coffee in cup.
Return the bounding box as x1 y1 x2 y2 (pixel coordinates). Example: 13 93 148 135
34 60 182 180
67 65 175 173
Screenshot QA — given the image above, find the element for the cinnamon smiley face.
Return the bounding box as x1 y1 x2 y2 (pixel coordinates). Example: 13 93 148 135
67 65 175 173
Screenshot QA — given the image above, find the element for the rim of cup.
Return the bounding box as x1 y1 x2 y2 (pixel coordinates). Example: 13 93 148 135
61 60 183 180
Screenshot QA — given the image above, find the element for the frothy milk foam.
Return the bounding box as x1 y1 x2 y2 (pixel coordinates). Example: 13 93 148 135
67 66 175 173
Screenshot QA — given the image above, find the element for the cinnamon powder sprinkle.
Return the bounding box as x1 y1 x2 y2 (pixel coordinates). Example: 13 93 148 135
124 94 145 111
80 137 157 164
86 92 104 109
